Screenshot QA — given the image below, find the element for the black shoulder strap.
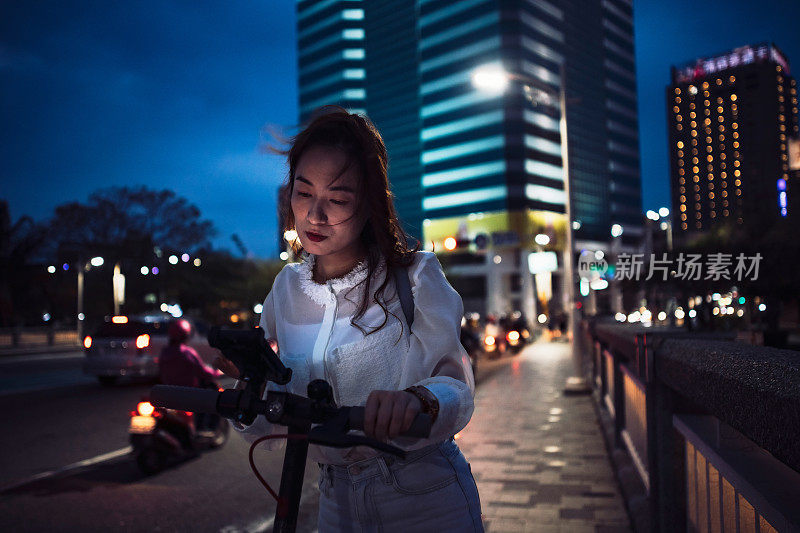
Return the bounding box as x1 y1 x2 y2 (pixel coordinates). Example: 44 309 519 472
392 265 415 329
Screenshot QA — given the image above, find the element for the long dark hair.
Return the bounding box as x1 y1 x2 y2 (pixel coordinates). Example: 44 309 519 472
278 106 419 335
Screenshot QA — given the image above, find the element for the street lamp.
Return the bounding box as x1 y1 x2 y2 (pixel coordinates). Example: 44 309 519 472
472 62 588 393
76 257 104 341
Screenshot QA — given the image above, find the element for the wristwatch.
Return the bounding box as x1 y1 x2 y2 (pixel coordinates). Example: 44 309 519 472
404 385 439 424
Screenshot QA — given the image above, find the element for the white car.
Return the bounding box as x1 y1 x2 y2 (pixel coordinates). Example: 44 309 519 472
82 313 218 385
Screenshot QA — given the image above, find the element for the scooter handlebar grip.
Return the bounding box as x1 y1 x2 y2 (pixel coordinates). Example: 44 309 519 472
150 385 220 414
348 407 432 438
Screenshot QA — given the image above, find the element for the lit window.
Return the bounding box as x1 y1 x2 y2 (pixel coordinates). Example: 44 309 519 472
707 155 713 162
735 179 741 186
734 170 740 177
689 85 698 95
676 115 683 121
731 94 737 101
729 75 735 83
692 166 700 174
690 103 696 110
673 106 680 113
677 141 684 148
733 141 739 148
702 81 709 89
717 106 723 113
691 121 697 128
675 88 681 95
690 111 696 118
704 91 710 98
716 79 722 85
676 96 682 103
692 157 699 164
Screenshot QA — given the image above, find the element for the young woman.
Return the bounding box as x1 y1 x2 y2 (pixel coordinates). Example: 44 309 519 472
216 107 483 532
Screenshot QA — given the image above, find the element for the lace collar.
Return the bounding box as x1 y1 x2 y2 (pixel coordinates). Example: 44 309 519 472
297 254 370 306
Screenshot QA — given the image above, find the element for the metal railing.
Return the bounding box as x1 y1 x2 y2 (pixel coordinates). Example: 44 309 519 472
582 319 800 532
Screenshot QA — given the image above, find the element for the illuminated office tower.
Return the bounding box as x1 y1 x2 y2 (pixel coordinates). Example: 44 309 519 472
296 0 644 315
298 1 368 121
667 43 799 238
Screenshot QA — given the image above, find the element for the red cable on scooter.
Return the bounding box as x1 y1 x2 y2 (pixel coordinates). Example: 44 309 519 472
248 434 309 517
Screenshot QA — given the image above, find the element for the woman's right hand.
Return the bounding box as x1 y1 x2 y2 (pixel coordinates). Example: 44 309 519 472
212 338 279 380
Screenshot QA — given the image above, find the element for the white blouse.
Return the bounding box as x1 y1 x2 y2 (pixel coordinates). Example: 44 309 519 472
233 250 475 465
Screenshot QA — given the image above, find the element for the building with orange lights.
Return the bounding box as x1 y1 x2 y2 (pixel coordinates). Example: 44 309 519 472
667 43 799 239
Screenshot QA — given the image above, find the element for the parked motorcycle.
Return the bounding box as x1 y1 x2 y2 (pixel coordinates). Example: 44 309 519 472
129 381 230 474
460 315 483 378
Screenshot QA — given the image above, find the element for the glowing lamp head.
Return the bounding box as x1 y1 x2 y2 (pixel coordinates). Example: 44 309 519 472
443 237 457 251
471 64 509 95
83 336 92 349
484 335 496 346
507 330 520 342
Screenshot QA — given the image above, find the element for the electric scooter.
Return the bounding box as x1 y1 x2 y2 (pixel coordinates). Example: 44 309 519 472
150 327 432 533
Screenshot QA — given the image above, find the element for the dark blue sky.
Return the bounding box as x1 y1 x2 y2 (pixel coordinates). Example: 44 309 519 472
2 1 799 258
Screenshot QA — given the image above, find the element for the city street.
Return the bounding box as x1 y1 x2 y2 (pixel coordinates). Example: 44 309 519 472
1 341 629 532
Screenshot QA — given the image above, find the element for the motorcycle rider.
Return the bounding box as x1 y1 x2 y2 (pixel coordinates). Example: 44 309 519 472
158 318 221 439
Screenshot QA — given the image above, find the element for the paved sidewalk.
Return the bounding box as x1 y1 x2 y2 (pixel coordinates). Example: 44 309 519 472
456 340 631 533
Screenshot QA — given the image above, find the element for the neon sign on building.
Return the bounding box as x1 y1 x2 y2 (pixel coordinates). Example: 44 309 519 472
672 43 790 84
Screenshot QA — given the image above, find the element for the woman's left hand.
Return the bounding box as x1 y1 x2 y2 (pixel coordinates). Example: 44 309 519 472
363 390 422 442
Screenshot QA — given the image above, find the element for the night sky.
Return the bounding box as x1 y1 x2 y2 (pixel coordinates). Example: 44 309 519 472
2 1 799 258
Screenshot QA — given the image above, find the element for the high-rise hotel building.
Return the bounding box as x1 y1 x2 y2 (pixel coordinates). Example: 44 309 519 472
296 0 643 315
667 43 799 238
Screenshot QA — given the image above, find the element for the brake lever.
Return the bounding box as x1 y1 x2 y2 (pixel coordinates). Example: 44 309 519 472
306 409 407 458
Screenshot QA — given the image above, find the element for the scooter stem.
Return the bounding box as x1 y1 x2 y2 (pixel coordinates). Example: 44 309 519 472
273 420 311 533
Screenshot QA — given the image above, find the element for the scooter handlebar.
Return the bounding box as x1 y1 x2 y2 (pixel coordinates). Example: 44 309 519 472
150 385 433 439
151 385 220 414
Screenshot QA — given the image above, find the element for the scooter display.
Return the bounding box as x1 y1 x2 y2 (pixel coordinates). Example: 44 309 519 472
129 381 230 474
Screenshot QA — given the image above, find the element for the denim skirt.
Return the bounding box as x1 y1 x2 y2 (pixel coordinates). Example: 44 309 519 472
316 438 484 532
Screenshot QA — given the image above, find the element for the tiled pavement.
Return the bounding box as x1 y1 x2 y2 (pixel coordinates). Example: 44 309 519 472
455 340 632 533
